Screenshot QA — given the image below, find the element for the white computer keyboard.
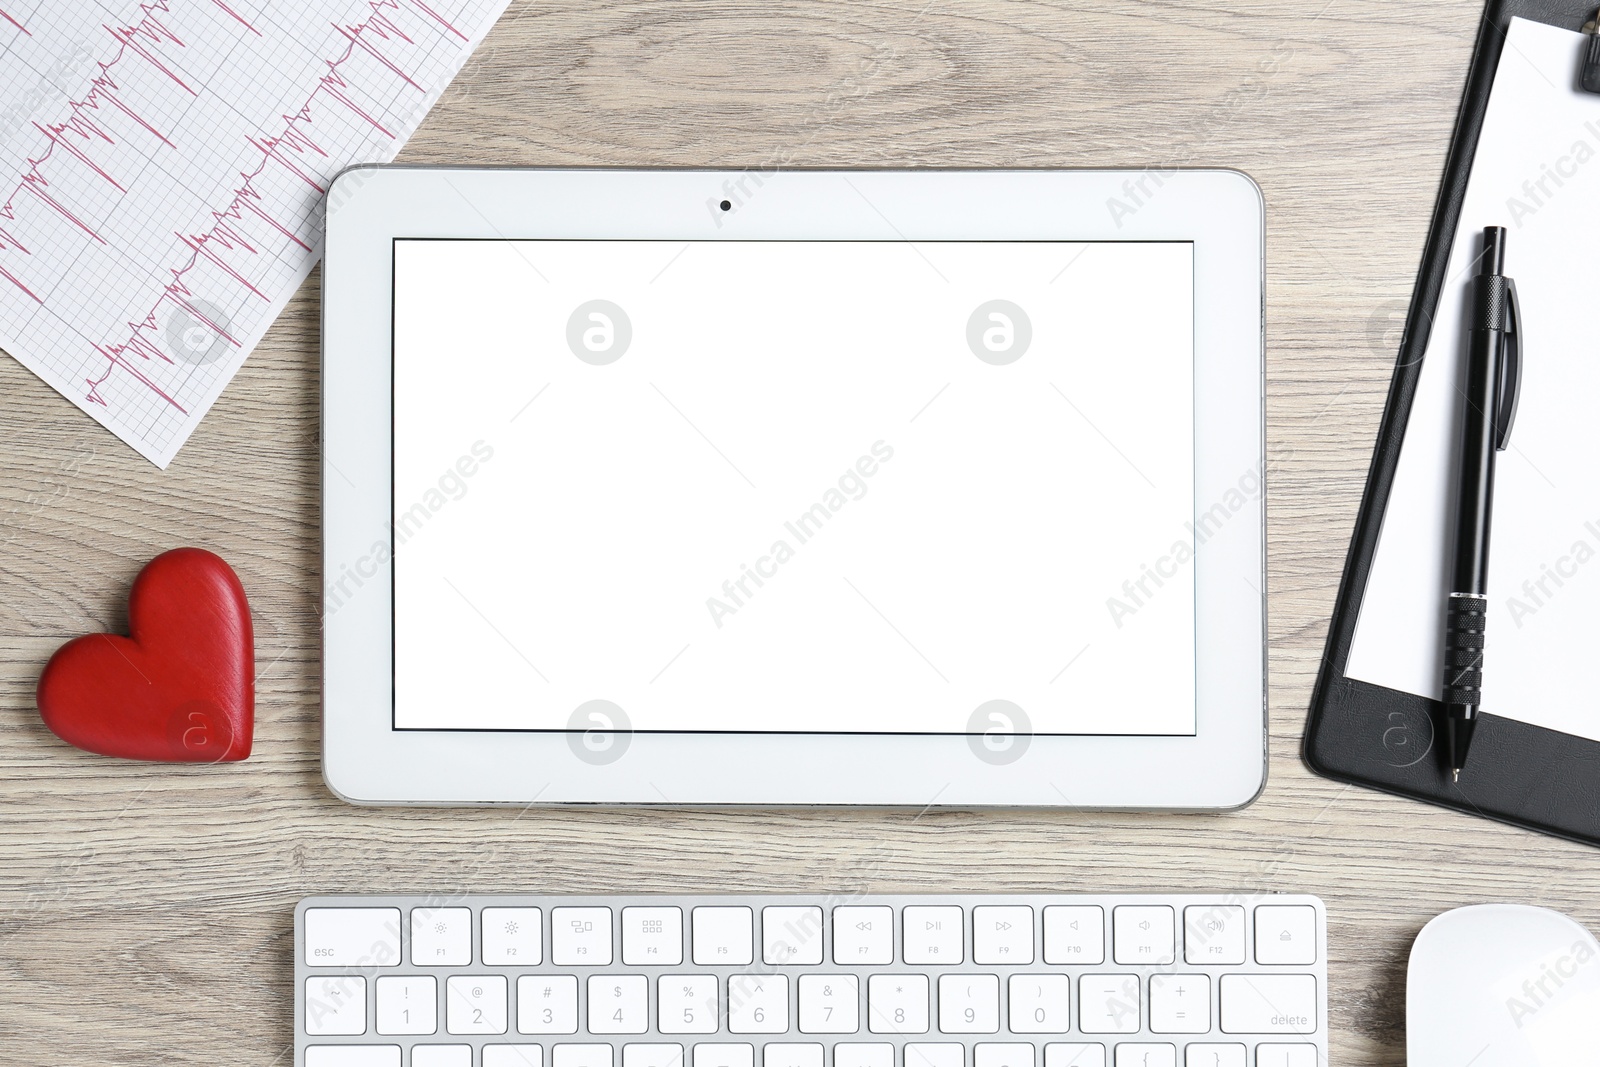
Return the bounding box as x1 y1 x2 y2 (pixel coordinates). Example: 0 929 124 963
294 894 1327 1067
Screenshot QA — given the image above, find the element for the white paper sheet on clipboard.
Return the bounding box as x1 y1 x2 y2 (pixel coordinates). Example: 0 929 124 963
1348 16 1600 743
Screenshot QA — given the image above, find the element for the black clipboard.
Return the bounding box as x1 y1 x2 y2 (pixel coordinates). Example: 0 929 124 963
1307 0 1600 847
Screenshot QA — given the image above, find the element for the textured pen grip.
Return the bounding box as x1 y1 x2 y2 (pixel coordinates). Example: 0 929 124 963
1443 594 1488 707
1472 275 1509 330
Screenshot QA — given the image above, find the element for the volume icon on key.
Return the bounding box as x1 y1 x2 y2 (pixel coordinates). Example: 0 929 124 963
1043 906 1104 965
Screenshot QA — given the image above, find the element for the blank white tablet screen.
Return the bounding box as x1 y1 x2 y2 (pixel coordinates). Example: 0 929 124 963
388 240 1195 735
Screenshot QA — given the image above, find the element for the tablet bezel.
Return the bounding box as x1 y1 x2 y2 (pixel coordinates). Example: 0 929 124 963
322 168 1265 807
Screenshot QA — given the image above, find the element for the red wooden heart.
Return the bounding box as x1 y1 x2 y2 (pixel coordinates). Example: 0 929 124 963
37 548 253 762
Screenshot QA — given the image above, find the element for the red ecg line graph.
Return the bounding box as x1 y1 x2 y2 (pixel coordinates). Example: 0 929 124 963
0 0 475 434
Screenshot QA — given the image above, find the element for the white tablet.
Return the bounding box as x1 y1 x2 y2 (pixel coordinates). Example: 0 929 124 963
321 168 1265 808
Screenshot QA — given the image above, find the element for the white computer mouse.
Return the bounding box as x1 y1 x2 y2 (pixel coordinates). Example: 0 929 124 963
1408 903 1600 1066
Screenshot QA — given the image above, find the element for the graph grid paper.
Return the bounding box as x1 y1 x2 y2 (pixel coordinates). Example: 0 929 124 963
0 0 511 467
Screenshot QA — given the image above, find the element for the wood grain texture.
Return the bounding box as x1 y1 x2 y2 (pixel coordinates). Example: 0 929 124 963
2 0 1596 1063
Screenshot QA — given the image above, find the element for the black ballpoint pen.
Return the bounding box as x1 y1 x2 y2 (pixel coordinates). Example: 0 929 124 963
1443 226 1522 782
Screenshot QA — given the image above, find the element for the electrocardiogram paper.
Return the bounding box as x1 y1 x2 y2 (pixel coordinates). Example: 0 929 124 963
0 0 511 467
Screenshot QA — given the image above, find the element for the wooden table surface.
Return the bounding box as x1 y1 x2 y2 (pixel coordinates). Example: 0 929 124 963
3 1 1595 1063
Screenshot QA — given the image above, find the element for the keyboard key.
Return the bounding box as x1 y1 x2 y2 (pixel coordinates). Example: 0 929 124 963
376 975 436 1035
694 907 754 965
834 1045 893 1067
1148 975 1209 1034
623 1045 685 1067
834 907 893 964
590 975 650 1034
306 976 367 1036
555 1046 615 1067
763 906 824 965
1042 907 1104 965
1043 1046 1104 1067
446 975 507 1034
659 975 719 1034
1182 1045 1244 1067
975 1044 1033 1067
1183 907 1245 966
518 975 578 1034
905 1043 964 1067
1077 975 1140 1034
974 907 1034 964
798 974 859 1033
305 908 400 967
867 974 929 1033
694 1044 754 1067
1218 974 1317 1034
1112 906 1174 965
904 906 964 964
305 1048 400 1067
765 1043 824 1067
1008 974 1069 1033
728 974 789 1033
554 907 614 965
413 908 472 966
484 1047 545 1067
1253 1045 1317 1067
484 908 544 965
937 974 1000 1033
1113 1045 1174 1067
624 907 684 966
1254 906 1317 966
412 1048 471 1067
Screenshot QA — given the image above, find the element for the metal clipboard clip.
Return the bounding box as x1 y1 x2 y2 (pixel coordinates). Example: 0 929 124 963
1582 10 1600 92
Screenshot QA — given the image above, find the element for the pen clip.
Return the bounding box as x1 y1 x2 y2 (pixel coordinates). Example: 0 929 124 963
1495 277 1522 450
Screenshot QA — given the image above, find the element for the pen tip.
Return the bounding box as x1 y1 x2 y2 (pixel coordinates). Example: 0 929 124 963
1453 769 1461 783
